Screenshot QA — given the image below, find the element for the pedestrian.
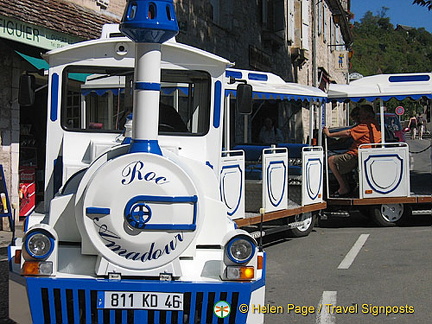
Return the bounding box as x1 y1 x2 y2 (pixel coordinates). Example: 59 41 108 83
407 115 417 139
416 113 425 140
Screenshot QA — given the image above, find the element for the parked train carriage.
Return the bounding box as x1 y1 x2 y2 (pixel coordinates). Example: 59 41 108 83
9 2 265 323
221 69 327 237
326 73 432 226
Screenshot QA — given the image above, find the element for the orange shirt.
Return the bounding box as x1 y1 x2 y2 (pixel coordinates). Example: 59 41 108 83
347 119 382 156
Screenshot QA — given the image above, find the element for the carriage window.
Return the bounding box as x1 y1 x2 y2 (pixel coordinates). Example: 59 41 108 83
62 67 211 135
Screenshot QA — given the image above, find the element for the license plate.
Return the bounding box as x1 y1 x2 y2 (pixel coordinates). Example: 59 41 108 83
98 291 184 310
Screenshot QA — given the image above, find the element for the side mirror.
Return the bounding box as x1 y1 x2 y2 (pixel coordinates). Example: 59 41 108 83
19 74 35 106
236 83 252 115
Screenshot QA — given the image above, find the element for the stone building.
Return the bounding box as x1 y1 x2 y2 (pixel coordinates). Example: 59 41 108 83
174 0 352 142
0 0 351 229
0 0 120 229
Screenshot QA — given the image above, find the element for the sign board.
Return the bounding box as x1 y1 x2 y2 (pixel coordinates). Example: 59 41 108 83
334 51 348 71
395 106 405 116
0 15 82 50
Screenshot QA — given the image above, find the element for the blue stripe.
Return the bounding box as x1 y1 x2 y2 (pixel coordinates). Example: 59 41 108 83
126 195 198 203
60 289 68 323
73 289 80 324
213 81 222 128
388 75 430 82
135 82 161 91
225 70 242 79
129 139 162 155
140 224 196 230
248 72 268 81
50 73 59 121
86 207 111 215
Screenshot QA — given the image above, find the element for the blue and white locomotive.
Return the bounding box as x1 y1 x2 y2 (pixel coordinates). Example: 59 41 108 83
9 1 265 323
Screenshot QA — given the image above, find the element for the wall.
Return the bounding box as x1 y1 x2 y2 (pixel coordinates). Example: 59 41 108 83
175 0 295 82
0 41 21 229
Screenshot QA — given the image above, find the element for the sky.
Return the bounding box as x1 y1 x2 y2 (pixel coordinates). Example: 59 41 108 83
351 0 432 32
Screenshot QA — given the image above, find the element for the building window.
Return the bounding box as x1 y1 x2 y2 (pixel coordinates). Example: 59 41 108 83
301 0 310 50
210 0 220 25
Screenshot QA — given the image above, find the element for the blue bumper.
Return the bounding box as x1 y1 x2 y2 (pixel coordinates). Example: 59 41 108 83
25 275 265 324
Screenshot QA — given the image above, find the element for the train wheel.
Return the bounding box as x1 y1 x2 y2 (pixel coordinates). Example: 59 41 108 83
287 212 315 237
371 204 409 227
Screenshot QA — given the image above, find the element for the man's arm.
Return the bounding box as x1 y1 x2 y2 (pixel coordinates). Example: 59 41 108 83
323 126 351 138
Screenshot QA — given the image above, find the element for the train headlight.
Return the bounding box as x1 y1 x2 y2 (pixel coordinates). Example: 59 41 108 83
24 231 54 260
226 236 255 264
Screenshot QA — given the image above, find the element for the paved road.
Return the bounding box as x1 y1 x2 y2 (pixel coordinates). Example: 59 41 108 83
264 213 432 324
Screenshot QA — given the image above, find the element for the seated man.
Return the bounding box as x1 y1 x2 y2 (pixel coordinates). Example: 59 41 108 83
323 104 381 197
259 117 283 144
159 102 188 132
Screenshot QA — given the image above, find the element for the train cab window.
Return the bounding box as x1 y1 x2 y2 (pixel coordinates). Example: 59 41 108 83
62 67 211 135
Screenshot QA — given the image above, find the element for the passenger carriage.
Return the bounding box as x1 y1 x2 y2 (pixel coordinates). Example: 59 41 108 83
325 73 432 226
221 69 328 237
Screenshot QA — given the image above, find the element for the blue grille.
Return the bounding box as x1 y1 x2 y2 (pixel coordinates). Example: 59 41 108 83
26 277 263 324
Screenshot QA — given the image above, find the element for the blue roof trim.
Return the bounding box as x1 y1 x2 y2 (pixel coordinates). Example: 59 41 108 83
225 89 325 102
248 73 268 81
329 94 432 102
226 70 243 79
389 75 430 82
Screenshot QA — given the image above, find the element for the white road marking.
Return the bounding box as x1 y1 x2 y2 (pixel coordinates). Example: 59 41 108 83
316 291 337 324
338 234 370 270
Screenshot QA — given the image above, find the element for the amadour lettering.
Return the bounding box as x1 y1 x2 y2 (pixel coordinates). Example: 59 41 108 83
96 222 184 262
121 161 169 185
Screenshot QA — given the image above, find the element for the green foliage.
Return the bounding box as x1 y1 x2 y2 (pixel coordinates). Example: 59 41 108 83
350 9 432 118
350 10 432 76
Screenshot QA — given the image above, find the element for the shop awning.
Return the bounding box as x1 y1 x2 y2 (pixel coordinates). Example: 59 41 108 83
16 51 49 70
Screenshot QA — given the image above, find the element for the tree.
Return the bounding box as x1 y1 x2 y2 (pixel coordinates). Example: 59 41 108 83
413 0 432 10
350 10 432 75
350 10 432 118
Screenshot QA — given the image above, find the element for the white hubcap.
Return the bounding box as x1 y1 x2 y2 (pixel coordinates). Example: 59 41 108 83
380 204 403 222
295 213 313 232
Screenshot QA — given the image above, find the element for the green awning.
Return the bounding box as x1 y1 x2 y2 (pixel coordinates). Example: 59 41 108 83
16 51 50 70
16 51 90 83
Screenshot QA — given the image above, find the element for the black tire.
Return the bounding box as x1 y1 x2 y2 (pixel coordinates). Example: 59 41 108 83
370 204 410 227
287 212 316 237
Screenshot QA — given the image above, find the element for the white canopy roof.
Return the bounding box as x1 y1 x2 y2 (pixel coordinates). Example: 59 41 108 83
226 68 327 103
328 73 432 102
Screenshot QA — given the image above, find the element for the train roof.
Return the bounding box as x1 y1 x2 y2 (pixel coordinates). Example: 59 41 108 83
328 73 432 102
225 68 327 103
43 25 231 69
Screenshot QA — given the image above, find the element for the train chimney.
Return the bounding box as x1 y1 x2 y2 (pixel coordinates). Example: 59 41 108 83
120 0 179 154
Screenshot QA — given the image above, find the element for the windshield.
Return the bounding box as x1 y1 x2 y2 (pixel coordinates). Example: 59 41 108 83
376 114 401 131
62 67 211 135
